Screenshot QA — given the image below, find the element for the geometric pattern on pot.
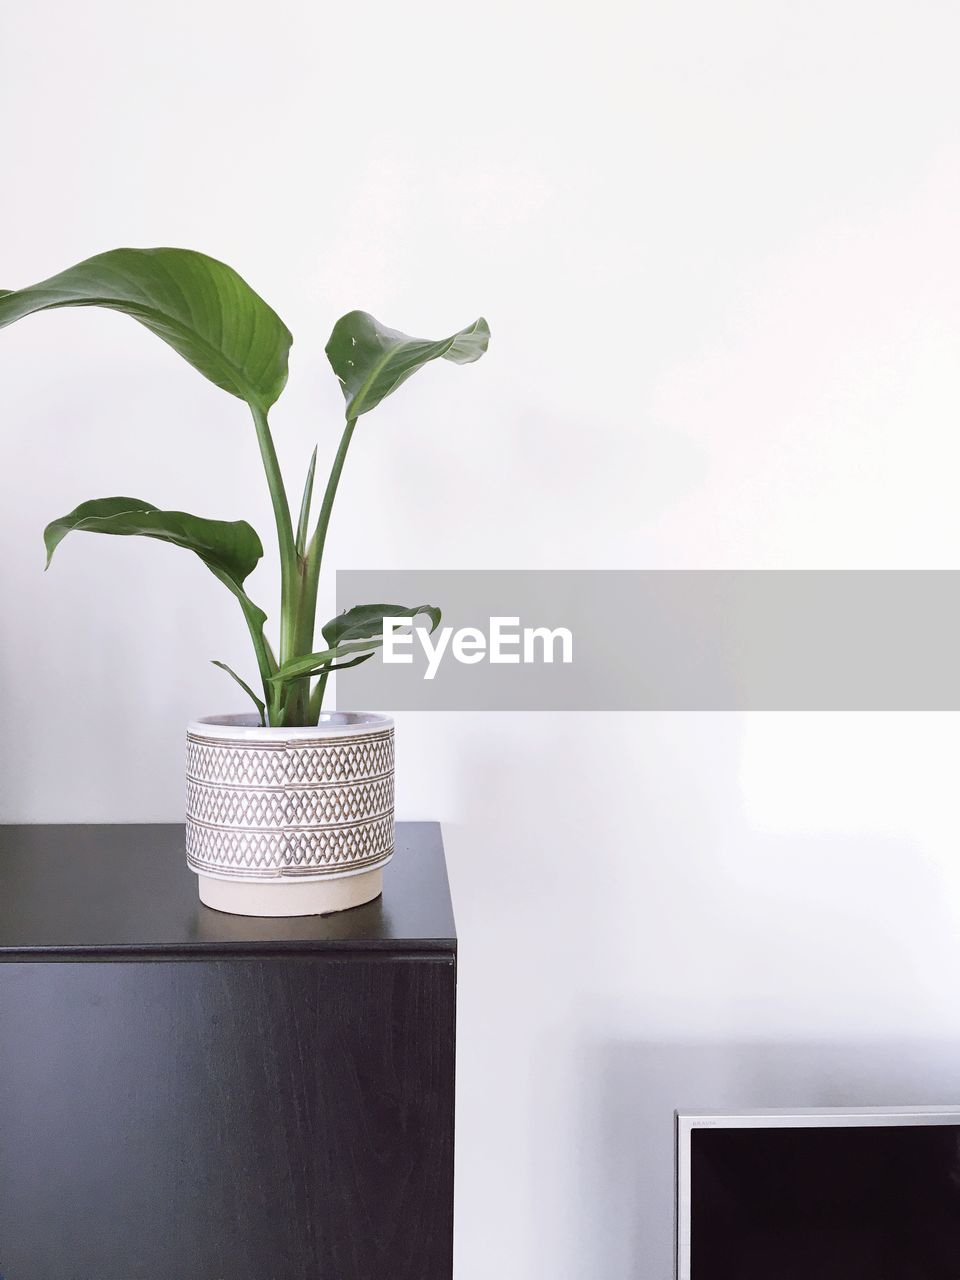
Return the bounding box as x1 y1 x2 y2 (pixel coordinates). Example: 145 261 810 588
185 812 395 879
185 718 395 882
185 775 395 829
185 732 395 788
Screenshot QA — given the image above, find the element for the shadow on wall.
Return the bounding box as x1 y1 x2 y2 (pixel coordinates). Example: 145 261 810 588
574 1038 960 1280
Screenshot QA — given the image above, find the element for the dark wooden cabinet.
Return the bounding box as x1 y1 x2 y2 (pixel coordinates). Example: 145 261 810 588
0 822 456 1280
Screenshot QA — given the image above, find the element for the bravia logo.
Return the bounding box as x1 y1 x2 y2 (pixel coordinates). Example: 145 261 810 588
382 616 574 680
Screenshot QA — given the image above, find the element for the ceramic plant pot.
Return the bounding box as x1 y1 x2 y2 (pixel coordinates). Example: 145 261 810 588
185 712 395 918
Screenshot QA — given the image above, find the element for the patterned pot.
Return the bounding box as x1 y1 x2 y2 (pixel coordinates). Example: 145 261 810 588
185 712 395 917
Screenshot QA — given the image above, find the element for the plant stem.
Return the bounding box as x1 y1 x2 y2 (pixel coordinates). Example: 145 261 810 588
250 403 298 664
207 565 278 717
238 599 276 691
295 417 358 718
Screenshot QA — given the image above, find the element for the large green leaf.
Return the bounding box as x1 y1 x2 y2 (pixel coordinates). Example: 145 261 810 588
325 311 489 419
0 248 292 410
44 497 264 604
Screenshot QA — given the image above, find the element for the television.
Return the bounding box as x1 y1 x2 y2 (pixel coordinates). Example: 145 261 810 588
676 1107 960 1279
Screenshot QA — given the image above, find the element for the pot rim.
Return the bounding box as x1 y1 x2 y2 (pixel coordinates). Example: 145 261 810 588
187 711 393 740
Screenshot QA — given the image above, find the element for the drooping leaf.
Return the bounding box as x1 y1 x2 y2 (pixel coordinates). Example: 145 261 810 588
44 497 264 600
322 602 441 647
211 660 266 725
325 311 489 419
0 248 292 410
295 445 318 558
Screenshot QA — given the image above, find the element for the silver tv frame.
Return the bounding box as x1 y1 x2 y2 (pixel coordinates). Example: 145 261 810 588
675 1105 960 1280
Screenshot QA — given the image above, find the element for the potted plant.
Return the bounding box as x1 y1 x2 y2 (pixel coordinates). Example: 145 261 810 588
0 249 488 916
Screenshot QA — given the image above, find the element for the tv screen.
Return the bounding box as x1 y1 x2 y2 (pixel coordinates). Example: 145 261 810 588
676 1109 960 1279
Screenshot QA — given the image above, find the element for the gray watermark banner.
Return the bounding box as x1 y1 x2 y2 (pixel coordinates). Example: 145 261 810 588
334 570 960 710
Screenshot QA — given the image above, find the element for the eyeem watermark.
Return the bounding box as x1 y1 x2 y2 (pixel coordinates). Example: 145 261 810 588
382 615 574 680
340 569 960 711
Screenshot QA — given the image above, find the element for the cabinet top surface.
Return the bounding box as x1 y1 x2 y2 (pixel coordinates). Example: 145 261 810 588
0 822 455 957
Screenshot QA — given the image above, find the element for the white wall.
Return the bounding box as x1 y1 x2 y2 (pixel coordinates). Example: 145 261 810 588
4 2 960 1275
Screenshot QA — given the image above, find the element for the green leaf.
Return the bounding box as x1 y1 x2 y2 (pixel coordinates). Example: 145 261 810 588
270 605 441 685
0 248 292 410
295 445 318 559
322 602 441 647
44 497 264 597
211 660 266 726
268 637 387 684
325 311 489 419
272 624 429 685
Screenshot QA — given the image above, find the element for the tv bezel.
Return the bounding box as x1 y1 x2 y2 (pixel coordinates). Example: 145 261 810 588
675 1105 960 1280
